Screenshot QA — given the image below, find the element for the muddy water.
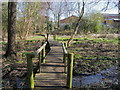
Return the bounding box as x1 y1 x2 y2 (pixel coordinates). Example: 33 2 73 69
73 66 119 88
3 66 119 88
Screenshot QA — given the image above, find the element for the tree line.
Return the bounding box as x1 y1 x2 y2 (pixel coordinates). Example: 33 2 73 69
2 1 119 59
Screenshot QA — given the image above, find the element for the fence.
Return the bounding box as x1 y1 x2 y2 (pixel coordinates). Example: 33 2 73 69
26 41 74 89
26 41 48 89
62 42 74 89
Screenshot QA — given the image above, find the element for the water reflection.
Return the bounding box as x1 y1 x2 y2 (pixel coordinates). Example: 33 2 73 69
73 66 119 88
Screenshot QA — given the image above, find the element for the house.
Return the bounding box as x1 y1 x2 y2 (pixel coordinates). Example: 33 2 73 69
103 14 120 28
60 15 78 27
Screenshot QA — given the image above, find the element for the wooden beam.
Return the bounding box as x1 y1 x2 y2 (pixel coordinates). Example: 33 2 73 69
62 42 68 54
33 42 47 55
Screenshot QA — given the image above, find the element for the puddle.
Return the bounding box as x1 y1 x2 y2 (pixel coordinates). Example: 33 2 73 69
2 79 11 88
2 78 26 88
16 78 26 88
73 66 119 88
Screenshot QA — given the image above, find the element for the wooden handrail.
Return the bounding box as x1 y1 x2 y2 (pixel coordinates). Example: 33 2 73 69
26 41 48 89
33 41 47 55
62 42 74 89
62 42 68 54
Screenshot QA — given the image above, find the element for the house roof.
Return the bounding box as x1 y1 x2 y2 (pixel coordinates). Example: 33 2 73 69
60 15 78 24
103 14 120 19
103 14 119 16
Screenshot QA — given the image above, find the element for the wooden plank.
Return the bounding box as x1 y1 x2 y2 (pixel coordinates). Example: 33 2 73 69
34 41 67 89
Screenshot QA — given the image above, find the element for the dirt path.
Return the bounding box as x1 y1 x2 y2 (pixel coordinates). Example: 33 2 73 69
34 40 67 89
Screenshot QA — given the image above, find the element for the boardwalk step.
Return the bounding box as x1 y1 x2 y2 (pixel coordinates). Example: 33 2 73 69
34 41 67 89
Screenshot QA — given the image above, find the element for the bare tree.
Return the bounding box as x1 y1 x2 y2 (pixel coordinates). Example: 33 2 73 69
117 0 120 8
16 2 48 39
4 2 17 58
64 2 75 17
2 3 8 41
66 0 119 46
67 1 85 46
49 2 65 30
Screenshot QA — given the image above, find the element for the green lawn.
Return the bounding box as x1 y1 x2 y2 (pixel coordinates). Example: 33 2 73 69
56 36 119 44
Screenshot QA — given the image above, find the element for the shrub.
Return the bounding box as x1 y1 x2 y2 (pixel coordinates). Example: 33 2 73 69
64 24 70 30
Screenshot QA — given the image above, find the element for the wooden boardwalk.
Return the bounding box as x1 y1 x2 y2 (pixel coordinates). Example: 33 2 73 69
34 41 67 89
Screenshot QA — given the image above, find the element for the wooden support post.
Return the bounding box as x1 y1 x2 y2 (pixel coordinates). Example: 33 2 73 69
63 54 65 63
38 52 41 72
46 33 49 41
53 35 56 40
27 54 34 89
41 47 45 63
67 53 74 89
64 42 67 48
64 54 67 74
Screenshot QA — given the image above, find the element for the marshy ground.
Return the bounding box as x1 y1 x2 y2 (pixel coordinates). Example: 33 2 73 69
56 34 120 89
1 34 120 89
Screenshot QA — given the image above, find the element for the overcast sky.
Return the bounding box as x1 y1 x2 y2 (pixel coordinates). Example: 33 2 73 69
1 0 119 14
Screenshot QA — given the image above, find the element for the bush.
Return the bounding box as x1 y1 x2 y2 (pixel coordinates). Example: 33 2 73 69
64 24 70 30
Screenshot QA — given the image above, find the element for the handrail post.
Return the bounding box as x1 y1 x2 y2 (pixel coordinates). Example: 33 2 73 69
46 33 49 41
26 54 34 89
64 42 67 48
67 53 74 89
38 52 41 72
63 43 67 63
41 47 45 63
63 53 65 63
53 35 57 40
64 54 67 74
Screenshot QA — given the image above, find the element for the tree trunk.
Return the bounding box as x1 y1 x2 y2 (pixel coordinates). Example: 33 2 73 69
4 2 17 58
67 2 85 46
57 13 60 30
